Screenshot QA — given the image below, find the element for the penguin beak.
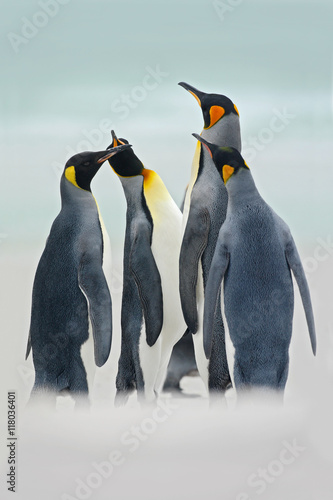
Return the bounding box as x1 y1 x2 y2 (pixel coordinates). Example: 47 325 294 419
192 133 215 158
106 130 119 150
112 129 118 146
178 82 204 108
97 144 132 163
107 130 128 150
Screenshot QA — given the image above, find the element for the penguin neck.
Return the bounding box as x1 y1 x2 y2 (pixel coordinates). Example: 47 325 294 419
188 114 241 187
142 168 171 203
119 175 145 209
188 139 217 190
226 169 261 208
201 113 241 151
60 174 96 208
189 140 201 182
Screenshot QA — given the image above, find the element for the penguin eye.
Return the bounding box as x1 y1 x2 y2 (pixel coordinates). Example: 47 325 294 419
82 161 90 166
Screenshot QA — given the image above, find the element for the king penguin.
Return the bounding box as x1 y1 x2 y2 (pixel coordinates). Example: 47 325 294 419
107 131 186 405
179 82 241 397
194 135 317 394
26 145 130 407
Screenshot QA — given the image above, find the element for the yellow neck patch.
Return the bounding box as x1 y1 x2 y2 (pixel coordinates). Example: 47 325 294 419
205 105 225 129
189 140 201 188
142 168 171 219
93 194 102 219
142 168 156 189
65 166 82 189
222 164 234 184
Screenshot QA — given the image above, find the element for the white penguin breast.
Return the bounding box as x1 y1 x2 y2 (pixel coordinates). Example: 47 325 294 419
219 287 235 391
191 261 209 391
149 200 185 345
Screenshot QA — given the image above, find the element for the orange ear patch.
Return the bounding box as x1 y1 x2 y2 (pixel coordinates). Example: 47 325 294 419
222 164 234 183
205 105 225 129
233 104 240 116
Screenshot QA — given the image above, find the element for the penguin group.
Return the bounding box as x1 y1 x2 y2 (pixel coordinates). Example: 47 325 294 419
26 82 316 408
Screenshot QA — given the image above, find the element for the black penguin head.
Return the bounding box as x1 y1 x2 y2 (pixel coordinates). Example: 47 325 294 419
107 130 144 177
178 82 239 130
192 133 249 184
64 146 131 191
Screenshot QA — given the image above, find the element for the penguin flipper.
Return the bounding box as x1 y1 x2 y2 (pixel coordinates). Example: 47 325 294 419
78 253 112 367
285 234 316 355
179 206 210 333
203 239 229 359
130 225 163 347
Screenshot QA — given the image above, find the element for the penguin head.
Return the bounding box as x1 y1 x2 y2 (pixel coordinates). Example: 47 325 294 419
107 130 144 177
178 81 239 130
64 146 131 191
192 133 249 184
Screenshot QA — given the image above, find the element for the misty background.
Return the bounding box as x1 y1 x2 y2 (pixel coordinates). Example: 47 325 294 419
1 0 333 499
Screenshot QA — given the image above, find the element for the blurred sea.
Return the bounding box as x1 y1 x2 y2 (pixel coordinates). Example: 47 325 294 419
1 0 333 246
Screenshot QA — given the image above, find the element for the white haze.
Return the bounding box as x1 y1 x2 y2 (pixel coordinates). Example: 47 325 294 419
0 251 332 500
